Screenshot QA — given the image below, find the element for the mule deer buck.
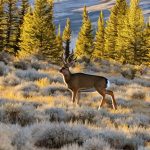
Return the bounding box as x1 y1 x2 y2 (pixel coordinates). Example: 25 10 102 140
59 54 117 110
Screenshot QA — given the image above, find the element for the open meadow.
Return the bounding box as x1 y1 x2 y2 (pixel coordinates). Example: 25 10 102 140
0 55 149 150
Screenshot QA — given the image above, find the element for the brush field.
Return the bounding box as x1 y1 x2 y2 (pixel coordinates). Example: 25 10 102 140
0 57 150 150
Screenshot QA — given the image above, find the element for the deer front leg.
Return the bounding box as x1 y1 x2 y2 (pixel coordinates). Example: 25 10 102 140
71 90 78 103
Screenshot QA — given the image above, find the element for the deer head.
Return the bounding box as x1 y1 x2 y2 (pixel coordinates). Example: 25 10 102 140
59 53 76 76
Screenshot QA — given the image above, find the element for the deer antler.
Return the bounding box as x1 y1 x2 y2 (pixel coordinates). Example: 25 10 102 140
61 50 77 67
66 52 73 63
61 53 67 65
67 51 77 62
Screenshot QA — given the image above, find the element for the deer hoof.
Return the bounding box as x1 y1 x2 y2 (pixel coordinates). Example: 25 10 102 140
113 105 117 110
76 103 79 107
98 106 102 110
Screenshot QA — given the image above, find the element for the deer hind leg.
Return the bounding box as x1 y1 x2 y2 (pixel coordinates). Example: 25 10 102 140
76 92 80 105
106 90 117 110
95 88 106 110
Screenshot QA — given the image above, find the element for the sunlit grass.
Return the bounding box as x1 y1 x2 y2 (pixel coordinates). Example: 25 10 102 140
35 77 51 87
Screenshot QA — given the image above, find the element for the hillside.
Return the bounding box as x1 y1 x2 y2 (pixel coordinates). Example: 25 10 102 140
0 55 150 150
30 0 150 34
53 0 150 47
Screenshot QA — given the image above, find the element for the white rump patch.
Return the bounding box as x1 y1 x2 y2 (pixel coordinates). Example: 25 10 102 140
106 80 111 89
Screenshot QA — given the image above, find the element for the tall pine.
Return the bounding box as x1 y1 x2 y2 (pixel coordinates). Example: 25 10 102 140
62 18 71 61
0 0 4 51
32 0 57 60
56 24 63 56
104 0 127 60
19 0 60 62
92 11 105 60
3 0 19 54
75 6 94 60
117 0 149 64
144 19 150 63
19 7 34 58
15 0 29 53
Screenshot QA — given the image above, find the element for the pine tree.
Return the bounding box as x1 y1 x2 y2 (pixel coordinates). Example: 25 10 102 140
19 0 29 25
19 0 60 62
19 7 34 58
32 0 57 60
3 0 19 54
56 24 63 56
15 0 29 53
144 19 150 63
0 0 4 51
75 6 94 60
62 18 71 61
104 0 127 60
117 0 149 64
92 11 105 60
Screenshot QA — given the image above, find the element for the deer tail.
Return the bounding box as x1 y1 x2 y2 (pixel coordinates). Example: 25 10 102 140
106 79 111 89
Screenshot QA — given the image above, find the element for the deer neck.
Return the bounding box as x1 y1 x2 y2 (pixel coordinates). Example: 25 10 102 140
63 71 72 84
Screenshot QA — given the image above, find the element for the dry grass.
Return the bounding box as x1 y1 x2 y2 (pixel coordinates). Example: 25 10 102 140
0 58 149 150
35 77 51 87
